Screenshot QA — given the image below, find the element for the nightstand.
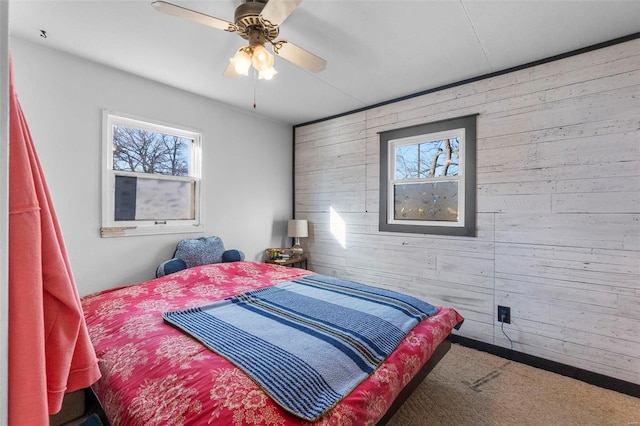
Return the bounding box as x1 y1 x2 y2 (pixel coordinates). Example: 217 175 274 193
266 257 308 270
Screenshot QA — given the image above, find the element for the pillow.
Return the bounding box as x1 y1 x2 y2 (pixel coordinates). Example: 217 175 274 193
222 249 244 263
174 236 225 268
156 258 188 278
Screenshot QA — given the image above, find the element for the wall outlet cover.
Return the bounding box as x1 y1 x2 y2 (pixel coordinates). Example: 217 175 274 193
497 305 511 324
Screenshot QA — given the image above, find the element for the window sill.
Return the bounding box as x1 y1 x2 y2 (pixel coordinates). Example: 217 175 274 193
100 224 204 238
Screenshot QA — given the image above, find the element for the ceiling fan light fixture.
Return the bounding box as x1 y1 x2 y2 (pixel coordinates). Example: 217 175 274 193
230 48 252 75
258 66 277 80
251 44 274 72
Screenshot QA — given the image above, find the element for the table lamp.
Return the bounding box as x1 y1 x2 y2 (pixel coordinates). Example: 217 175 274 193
287 219 308 258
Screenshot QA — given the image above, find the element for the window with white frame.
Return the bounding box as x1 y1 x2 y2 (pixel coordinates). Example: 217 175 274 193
379 114 477 236
101 111 203 237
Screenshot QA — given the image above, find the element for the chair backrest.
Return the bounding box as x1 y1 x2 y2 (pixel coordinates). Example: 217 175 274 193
174 236 226 268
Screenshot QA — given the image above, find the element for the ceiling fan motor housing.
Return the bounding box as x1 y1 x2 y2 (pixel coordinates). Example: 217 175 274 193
235 0 279 41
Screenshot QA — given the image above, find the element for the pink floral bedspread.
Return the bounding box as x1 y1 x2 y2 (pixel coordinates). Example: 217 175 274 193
81 261 463 426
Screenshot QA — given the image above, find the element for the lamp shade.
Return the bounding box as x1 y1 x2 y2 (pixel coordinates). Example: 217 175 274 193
287 219 308 238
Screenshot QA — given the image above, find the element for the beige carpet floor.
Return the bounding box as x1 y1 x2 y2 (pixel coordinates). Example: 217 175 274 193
387 344 640 426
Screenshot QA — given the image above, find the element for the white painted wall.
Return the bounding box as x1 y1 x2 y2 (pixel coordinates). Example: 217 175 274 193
295 39 640 385
9 37 293 296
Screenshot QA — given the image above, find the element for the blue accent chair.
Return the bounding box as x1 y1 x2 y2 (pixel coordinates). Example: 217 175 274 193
156 236 245 277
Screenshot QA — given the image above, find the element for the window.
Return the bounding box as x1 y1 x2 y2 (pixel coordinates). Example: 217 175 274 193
379 114 477 236
101 111 203 237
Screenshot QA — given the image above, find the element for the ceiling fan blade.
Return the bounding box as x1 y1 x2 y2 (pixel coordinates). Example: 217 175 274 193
274 40 326 73
151 1 234 32
260 0 302 27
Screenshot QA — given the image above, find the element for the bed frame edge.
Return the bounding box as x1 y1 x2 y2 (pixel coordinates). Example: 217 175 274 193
375 337 452 426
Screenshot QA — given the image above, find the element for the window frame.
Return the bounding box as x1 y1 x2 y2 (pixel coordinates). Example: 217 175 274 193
379 114 477 237
101 110 203 237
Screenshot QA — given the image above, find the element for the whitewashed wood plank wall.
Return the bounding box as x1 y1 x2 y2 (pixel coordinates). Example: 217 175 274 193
294 39 640 385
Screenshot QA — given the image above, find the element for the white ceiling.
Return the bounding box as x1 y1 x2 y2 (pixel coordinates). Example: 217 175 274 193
8 0 640 125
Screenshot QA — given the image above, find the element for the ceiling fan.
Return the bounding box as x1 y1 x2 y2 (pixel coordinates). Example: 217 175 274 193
151 0 327 80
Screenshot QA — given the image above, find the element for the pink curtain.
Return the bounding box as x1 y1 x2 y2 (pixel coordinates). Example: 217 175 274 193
8 58 101 424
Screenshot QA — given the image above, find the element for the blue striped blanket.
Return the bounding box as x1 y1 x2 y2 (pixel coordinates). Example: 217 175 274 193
163 274 438 421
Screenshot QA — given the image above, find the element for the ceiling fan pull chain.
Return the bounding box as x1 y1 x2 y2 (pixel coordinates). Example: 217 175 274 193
253 68 257 109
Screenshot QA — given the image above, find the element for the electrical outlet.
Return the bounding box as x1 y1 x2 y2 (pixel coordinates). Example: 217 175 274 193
497 305 511 324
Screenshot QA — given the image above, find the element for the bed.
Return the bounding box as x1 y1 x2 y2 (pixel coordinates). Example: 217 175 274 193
81 261 463 425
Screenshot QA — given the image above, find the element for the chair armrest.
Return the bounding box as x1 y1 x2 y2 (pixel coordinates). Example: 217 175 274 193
222 249 245 262
156 258 188 278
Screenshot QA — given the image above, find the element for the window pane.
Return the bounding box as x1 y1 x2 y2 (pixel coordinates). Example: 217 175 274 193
393 182 458 222
112 125 192 176
395 144 419 179
114 175 137 221
114 175 195 221
395 138 460 180
418 138 459 178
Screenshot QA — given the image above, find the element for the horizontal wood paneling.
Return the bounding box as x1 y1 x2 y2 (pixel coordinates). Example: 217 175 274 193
295 39 640 384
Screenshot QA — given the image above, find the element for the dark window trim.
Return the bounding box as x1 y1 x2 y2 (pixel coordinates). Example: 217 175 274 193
379 114 478 237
